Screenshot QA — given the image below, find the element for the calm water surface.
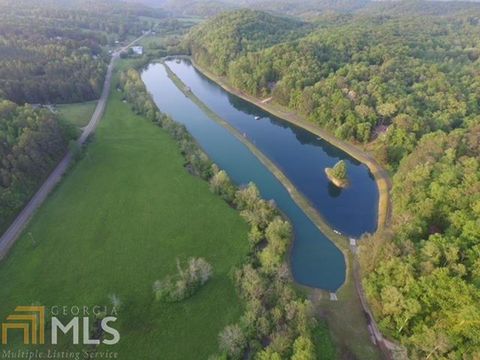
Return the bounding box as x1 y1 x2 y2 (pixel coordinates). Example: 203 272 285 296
142 61 376 290
166 59 378 238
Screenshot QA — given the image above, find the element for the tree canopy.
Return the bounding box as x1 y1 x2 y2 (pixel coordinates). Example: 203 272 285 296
330 160 347 181
360 124 480 358
187 8 480 171
0 0 163 104
0 100 75 232
185 9 308 74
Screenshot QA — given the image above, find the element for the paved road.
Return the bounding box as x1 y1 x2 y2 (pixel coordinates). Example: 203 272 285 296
0 36 145 260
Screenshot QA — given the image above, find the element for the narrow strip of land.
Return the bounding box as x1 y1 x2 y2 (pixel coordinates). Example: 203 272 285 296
0 36 146 260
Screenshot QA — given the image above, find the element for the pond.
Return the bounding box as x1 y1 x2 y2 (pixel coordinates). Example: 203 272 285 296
142 60 378 291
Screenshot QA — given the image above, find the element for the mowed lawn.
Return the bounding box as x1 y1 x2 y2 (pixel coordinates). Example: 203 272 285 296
57 100 97 128
0 81 249 358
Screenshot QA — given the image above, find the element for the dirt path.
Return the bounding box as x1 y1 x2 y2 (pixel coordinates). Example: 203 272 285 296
0 35 146 261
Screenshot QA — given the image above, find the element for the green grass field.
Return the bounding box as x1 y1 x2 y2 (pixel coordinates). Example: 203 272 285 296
0 76 249 358
57 101 97 128
313 321 337 359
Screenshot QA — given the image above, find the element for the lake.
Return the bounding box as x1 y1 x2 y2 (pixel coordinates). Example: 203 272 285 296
142 59 378 291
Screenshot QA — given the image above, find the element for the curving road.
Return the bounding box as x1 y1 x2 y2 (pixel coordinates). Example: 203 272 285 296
0 35 146 261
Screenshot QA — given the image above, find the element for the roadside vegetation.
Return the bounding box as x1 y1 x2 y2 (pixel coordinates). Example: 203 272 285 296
0 100 76 234
57 101 98 128
0 0 165 241
0 0 164 104
0 1 194 246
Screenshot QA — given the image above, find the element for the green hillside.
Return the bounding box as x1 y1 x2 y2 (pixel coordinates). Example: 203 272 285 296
185 9 307 74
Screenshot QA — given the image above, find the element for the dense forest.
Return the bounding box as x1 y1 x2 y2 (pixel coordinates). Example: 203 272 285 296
186 10 308 75
186 8 480 170
0 0 162 104
360 124 480 358
156 0 370 19
0 101 75 232
186 5 480 357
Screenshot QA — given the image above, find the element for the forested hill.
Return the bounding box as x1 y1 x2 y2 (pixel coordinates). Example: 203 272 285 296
222 0 370 16
0 0 161 104
185 10 308 74
186 7 480 169
160 0 236 17
363 0 480 16
186 6 480 358
136 0 480 19
145 0 371 18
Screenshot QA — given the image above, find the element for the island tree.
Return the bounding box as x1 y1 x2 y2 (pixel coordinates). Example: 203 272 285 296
325 160 348 188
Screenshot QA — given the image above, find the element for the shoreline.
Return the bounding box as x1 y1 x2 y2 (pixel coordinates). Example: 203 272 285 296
325 168 349 188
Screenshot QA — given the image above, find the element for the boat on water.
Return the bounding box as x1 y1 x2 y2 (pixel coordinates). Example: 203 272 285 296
254 116 260 120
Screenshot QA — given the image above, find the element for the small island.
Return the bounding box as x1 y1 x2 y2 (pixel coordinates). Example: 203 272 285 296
325 160 349 188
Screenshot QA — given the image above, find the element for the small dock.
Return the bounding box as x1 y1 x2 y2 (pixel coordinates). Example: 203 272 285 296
350 237 358 254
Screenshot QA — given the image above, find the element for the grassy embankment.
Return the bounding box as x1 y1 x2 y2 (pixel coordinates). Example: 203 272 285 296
162 60 382 360
0 66 249 359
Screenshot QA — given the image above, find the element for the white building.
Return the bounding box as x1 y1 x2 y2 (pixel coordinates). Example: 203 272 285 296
131 46 144 55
